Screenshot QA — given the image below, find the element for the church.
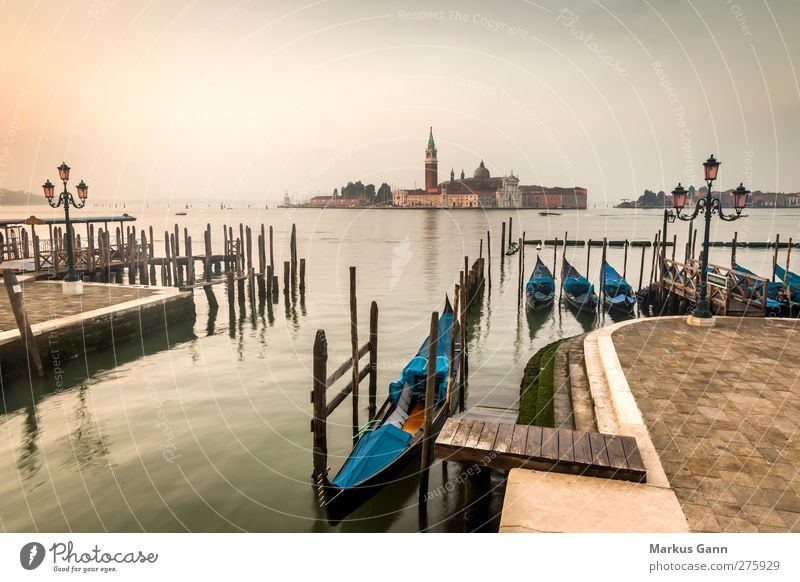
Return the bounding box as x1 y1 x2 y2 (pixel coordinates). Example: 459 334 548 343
392 128 587 209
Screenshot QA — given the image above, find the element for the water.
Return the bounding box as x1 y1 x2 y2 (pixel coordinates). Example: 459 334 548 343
0 205 798 532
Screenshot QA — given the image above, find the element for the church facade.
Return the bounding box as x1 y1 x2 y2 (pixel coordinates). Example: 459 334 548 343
393 128 587 209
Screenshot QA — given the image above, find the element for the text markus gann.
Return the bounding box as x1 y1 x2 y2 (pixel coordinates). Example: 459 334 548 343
650 544 728 554
49 542 158 564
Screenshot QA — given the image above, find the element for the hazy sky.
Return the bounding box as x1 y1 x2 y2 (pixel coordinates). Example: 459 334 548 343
1 0 798 204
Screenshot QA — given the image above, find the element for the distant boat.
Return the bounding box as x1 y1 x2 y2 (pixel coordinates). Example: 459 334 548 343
539 211 561 216
561 258 598 312
320 297 459 523
505 241 520 255
175 212 187 216
601 261 636 314
525 256 555 311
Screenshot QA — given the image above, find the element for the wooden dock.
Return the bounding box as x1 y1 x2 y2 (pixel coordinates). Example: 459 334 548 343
434 417 646 483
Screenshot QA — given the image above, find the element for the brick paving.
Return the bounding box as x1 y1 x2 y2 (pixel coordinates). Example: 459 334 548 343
612 317 800 532
0 279 159 332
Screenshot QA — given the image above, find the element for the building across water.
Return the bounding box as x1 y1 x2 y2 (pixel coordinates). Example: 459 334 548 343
392 128 587 209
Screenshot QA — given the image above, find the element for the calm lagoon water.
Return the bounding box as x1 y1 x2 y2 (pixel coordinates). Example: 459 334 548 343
0 205 797 531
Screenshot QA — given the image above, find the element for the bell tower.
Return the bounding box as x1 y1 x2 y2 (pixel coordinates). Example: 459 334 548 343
425 127 438 193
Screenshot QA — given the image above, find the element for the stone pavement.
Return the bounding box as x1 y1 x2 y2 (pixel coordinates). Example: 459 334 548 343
612 317 800 532
0 279 159 332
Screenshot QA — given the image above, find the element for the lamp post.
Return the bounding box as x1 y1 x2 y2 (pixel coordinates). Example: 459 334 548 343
670 155 749 326
43 162 88 295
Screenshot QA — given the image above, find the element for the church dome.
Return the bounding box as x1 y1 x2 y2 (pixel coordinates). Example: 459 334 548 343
473 160 490 180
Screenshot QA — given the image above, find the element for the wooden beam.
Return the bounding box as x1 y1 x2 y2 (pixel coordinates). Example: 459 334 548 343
2 270 43 376
311 329 328 482
349 266 359 438
419 310 439 505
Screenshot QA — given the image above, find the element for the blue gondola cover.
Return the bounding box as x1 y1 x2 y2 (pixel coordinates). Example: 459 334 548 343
388 310 454 403
331 425 412 488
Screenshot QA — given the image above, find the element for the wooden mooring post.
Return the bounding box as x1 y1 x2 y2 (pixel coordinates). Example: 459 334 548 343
290 223 298 280
517 236 524 308
299 258 306 294
559 231 568 303
269 225 274 270
486 229 491 288
419 310 439 506
772 234 781 281
623 239 629 279
446 286 460 415
501 221 506 256
349 266 360 438
368 300 378 420
2 269 43 377
311 330 329 485
786 239 794 312
599 238 607 315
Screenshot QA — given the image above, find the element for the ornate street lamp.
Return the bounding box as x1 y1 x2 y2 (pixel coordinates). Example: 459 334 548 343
43 162 88 295
671 155 749 325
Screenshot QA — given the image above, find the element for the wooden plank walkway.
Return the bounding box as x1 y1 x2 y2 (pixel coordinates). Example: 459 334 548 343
434 417 646 483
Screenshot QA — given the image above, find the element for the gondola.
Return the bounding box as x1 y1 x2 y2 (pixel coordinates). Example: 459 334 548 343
733 263 785 300
318 297 459 523
505 241 520 255
525 256 555 310
774 264 800 303
601 260 636 314
729 263 786 316
561 258 598 312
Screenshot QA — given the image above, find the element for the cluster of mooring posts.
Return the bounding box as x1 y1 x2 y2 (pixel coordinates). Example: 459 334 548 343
310 252 486 514
0 216 307 310
0 217 309 376
491 215 798 319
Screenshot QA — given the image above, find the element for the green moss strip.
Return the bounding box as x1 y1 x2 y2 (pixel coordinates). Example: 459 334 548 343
518 339 564 427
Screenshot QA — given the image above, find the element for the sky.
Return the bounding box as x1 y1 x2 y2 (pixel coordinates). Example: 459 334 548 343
0 0 798 205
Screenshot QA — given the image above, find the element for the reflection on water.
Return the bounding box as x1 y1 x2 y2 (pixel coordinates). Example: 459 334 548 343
17 393 40 481
0 207 797 532
63 385 112 474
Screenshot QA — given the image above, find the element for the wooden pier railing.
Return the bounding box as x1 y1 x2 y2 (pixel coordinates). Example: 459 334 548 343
660 258 769 316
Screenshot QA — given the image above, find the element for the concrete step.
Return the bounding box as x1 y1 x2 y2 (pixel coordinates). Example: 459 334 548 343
582 333 620 435
461 405 519 424
552 339 575 430
566 334 598 433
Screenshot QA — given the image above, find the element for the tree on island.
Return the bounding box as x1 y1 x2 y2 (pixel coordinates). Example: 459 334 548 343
376 183 392 205
337 181 392 205
637 189 667 207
